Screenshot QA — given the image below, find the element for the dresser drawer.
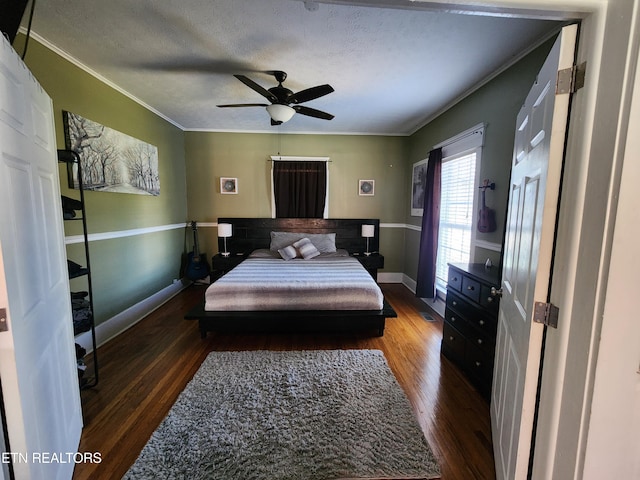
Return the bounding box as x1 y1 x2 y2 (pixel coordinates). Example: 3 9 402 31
479 283 500 312
448 268 463 292
465 326 495 354
464 345 494 382
446 290 477 319
465 313 497 337
442 322 465 362
461 275 481 303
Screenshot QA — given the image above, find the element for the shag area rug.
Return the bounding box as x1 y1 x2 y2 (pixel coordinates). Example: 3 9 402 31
124 350 441 480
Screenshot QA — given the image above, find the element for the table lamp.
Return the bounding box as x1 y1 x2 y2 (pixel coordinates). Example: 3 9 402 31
218 223 232 257
361 224 375 256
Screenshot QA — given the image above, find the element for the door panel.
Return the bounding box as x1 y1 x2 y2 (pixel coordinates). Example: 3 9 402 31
0 36 82 480
491 24 578 480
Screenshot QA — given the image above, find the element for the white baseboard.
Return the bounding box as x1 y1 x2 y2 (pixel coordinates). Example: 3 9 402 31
399 274 445 316
378 272 403 283
423 296 445 317
401 274 417 292
75 280 188 353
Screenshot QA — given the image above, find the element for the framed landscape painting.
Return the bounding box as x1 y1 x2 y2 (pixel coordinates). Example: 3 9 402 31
411 158 428 216
63 111 159 195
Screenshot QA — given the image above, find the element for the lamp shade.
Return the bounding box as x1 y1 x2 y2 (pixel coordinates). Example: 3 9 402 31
266 104 295 123
217 223 232 238
361 224 375 238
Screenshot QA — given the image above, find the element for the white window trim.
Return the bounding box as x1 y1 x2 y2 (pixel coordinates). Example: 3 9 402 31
435 123 485 155
270 155 330 218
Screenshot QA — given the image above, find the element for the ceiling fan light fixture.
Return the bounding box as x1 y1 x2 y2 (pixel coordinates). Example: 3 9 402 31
266 104 295 123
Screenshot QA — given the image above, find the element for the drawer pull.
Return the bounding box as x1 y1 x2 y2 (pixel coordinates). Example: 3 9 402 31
487 297 493 303
467 285 475 291
475 361 482 367
479 320 485 326
477 338 483 345
452 301 457 306
449 336 455 341
450 316 456 322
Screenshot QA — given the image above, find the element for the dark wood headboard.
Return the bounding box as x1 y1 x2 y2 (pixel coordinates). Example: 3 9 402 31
217 218 380 255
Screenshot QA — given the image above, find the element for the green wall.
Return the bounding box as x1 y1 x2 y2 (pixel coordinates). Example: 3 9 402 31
185 132 407 272
16 32 555 327
19 37 188 326
403 38 556 282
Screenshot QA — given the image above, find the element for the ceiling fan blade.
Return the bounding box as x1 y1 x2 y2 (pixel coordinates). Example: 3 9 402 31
293 105 334 120
288 84 334 104
217 103 269 108
138 57 255 74
234 75 278 103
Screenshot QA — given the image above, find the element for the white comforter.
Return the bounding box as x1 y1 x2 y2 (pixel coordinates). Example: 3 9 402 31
204 256 384 311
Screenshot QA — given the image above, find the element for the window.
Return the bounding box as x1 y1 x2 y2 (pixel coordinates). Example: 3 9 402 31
270 156 329 218
433 125 483 293
435 151 477 291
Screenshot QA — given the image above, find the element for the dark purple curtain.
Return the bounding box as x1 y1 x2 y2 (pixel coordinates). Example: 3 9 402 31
416 148 442 298
273 161 326 218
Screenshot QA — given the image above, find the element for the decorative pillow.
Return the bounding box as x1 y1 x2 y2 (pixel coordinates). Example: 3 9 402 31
277 245 298 260
293 237 321 259
270 231 336 253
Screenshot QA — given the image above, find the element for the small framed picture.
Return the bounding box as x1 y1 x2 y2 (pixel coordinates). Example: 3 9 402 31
220 177 238 194
411 158 428 216
359 179 375 196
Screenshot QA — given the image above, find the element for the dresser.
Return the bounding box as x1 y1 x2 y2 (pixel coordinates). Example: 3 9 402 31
441 263 501 400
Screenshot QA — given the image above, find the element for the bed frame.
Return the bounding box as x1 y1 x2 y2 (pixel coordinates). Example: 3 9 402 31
184 218 397 337
216 217 380 255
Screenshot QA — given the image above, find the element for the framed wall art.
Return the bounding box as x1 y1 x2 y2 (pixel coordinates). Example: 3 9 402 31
220 177 238 194
358 179 375 196
63 111 159 195
411 158 428 216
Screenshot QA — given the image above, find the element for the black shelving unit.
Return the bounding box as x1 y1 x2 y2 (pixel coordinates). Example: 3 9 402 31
58 149 98 389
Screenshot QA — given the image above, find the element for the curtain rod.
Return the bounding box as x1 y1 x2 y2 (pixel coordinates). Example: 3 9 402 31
432 122 485 150
269 155 331 162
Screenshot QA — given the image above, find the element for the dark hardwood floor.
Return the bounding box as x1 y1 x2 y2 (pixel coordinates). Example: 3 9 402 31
73 283 496 480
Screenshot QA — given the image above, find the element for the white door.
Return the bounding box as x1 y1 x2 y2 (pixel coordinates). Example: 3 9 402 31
0 36 82 480
491 25 577 480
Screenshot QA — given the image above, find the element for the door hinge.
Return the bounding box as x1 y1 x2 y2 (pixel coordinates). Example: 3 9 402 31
556 62 586 95
0 308 7 332
533 301 559 328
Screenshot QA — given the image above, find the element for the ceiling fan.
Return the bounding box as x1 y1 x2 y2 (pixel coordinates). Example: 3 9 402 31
217 70 334 125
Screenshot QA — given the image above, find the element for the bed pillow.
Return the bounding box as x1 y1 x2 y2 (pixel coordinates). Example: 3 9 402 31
270 231 337 253
293 237 321 259
317 248 350 257
277 245 298 260
270 231 301 251
309 233 337 253
248 249 280 259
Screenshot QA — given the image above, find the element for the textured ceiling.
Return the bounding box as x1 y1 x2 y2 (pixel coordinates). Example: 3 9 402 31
24 0 562 135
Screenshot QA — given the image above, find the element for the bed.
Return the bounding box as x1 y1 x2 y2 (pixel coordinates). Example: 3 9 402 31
185 218 397 337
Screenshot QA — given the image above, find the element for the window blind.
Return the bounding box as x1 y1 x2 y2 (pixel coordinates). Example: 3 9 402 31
435 151 477 291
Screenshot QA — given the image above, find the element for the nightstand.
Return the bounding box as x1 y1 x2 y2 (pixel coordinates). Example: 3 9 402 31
211 253 246 282
352 253 384 281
